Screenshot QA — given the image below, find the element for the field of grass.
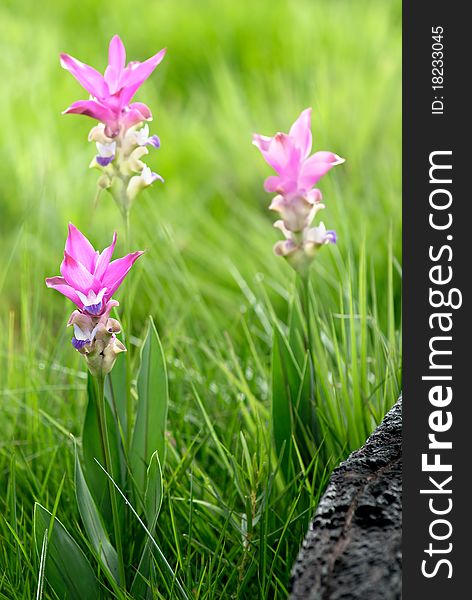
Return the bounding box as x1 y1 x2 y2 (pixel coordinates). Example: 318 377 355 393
0 0 401 598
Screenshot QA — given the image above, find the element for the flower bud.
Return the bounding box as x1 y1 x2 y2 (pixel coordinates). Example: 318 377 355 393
272 219 337 273
97 174 112 189
122 146 149 175
101 337 127 375
88 122 163 212
127 166 162 202
86 335 127 377
88 124 113 144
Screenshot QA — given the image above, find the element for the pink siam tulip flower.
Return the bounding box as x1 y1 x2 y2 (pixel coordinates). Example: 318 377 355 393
252 108 344 200
253 108 344 272
61 35 166 136
46 223 143 317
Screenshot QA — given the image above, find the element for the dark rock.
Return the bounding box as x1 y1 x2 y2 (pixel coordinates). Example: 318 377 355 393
290 397 402 600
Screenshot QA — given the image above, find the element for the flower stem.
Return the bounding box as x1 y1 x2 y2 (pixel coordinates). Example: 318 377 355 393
96 374 126 587
299 273 313 364
121 207 133 452
299 272 316 423
124 207 131 251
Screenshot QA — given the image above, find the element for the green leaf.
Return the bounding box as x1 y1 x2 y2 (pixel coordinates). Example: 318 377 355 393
271 323 302 480
33 503 99 600
130 452 163 599
130 317 168 498
144 451 163 529
83 373 124 525
105 354 128 442
74 448 119 585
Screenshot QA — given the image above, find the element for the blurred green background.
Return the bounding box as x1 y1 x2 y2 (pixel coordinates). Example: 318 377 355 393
0 0 401 597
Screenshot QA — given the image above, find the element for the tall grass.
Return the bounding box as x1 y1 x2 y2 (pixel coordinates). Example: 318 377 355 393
0 0 401 597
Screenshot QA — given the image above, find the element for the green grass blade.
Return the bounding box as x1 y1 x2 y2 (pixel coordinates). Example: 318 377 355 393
35 529 47 600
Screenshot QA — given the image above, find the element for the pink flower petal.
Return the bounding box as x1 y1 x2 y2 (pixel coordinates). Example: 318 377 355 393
289 108 312 159
45 277 82 309
298 152 344 190
262 135 288 173
60 251 100 294
305 188 323 204
263 175 282 193
254 109 345 206
101 92 123 113
120 48 166 102
65 223 98 273
264 134 301 175
108 35 126 73
128 102 152 119
93 232 117 281
104 66 120 95
120 103 152 130
61 39 164 133
63 100 116 125
264 176 299 196
252 134 272 152
102 251 144 297
308 151 345 165
60 53 109 98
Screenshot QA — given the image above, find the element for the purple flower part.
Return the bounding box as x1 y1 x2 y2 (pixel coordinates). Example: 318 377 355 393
147 134 160 148
325 230 337 244
46 223 144 314
274 239 296 257
150 171 163 184
60 35 166 134
96 155 114 167
253 108 344 198
84 301 103 315
133 125 160 149
76 287 107 314
72 337 90 350
141 165 163 185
